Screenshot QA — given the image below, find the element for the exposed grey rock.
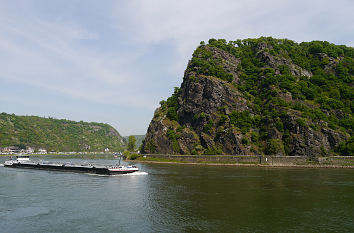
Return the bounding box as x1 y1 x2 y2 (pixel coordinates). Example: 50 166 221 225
142 39 350 156
256 42 312 77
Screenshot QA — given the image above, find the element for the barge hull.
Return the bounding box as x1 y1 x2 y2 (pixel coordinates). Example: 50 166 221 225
4 163 135 175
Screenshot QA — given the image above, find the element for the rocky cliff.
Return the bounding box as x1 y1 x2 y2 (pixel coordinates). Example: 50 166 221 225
142 37 354 156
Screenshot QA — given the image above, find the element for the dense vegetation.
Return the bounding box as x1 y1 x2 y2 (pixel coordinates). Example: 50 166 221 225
205 37 353 155
127 135 136 151
123 135 145 150
0 113 125 152
143 37 353 156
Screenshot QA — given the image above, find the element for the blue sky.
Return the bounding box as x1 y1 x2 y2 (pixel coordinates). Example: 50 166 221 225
0 0 353 135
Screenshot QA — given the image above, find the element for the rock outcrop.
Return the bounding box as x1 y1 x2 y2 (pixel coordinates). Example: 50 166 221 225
143 37 353 156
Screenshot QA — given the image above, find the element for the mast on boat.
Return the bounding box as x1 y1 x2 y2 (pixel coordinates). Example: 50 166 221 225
114 152 123 166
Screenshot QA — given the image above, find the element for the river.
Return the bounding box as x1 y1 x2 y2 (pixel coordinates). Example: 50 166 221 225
1 156 354 232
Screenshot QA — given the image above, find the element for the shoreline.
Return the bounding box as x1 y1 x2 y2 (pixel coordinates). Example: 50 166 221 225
2 154 353 169
0 153 116 157
128 159 354 169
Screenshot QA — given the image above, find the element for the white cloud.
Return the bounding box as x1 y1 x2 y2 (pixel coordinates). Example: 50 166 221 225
0 0 353 135
115 0 354 52
111 0 354 83
2 0 353 108
0 14 156 109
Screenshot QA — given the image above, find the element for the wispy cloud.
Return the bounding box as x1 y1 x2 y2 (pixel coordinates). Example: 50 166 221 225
112 0 354 78
116 0 354 47
0 13 157 109
0 0 353 135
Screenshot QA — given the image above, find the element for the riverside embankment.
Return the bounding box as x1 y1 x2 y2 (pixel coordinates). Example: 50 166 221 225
133 154 354 168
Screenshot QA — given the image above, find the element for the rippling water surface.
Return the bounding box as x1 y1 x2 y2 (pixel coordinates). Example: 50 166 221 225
1 156 354 232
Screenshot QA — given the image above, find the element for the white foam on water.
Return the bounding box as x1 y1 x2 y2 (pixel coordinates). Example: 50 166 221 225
86 171 148 177
0 164 4 167
86 173 110 177
119 171 148 176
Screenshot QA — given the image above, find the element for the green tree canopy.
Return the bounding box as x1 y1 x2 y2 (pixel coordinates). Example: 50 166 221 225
128 135 136 151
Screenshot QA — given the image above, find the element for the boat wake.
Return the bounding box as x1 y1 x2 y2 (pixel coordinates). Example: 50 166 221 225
87 171 148 177
0 164 4 167
120 171 148 176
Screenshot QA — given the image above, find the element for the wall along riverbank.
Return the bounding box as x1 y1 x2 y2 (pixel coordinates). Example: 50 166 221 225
132 154 354 168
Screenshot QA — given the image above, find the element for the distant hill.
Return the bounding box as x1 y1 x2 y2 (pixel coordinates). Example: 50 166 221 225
123 135 146 149
143 37 353 156
0 112 125 152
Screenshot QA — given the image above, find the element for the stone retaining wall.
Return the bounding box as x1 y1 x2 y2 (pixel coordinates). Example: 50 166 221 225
143 154 354 166
318 156 354 166
143 154 310 165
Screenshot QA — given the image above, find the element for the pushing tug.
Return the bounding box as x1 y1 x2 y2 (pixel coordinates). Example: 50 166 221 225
3 154 139 175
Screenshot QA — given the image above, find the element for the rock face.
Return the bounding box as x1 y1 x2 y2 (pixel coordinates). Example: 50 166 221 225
143 37 353 156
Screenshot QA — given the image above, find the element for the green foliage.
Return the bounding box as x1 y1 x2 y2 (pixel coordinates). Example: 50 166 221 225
189 46 233 82
125 151 142 160
204 146 223 155
124 135 145 149
338 136 354 156
0 113 124 152
165 87 180 121
145 140 157 153
229 111 256 133
340 117 354 131
189 74 199 83
167 107 178 121
208 37 353 138
167 128 180 153
166 87 180 107
204 119 214 133
176 125 185 133
195 145 204 151
127 135 136 151
166 128 177 140
275 118 284 132
241 137 249 145
218 114 228 124
251 131 259 143
282 130 291 155
200 112 207 119
265 139 284 155
296 118 306 127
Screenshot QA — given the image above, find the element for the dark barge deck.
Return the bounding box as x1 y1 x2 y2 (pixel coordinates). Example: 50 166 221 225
4 161 138 175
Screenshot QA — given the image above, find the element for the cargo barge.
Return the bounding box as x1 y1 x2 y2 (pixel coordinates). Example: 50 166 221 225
3 155 139 175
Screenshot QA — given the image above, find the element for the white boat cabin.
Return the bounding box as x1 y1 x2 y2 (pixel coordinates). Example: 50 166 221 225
16 155 30 161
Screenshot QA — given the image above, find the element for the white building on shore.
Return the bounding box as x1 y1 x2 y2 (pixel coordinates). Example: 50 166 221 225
38 148 47 154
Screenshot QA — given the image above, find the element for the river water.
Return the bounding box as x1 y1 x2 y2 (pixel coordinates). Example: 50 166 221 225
1 156 354 232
